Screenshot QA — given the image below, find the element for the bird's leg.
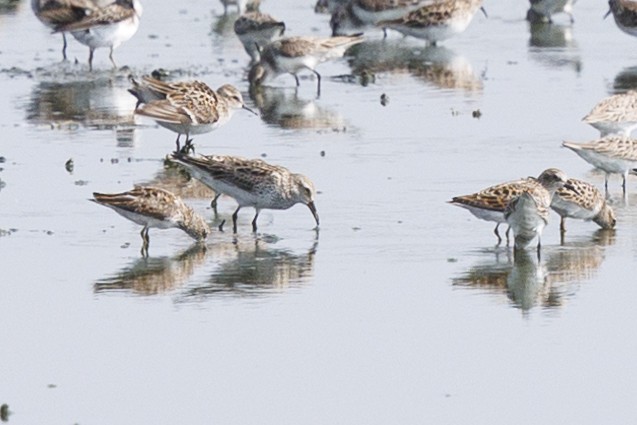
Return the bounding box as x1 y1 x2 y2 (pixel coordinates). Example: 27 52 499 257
88 48 95 72
182 133 195 154
232 206 241 233
62 33 68 61
140 227 149 256
560 217 566 234
536 237 542 261
493 223 502 246
251 210 260 233
605 173 609 194
382 27 388 39
293 73 300 87
175 134 182 153
506 226 511 246
622 172 627 195
210 193 221 210
109 47 117 69
311 69 322 98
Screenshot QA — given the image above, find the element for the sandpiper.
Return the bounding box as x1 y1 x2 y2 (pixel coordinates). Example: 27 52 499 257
450 169 568 246
129 76 257 153
248 34 365 97
54 0 143 71
449 179 528 245
378 0 486 45
504 168 568 255
234 11 286 62
330 0 431 37
168 152 319 233
606 0 637 38
582 91 637 137
563 136 637 194
551 178 616 234
31 0 99 60
92 186 210 256
526 0 576 24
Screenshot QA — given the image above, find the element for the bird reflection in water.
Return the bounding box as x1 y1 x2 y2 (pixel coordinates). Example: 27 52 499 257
25 76 137 144
177 234 318 302
249 85 346 130
612 66 637 93
94 243 209 295
347 41 483 93
0 0 20 15
452 229 614 312
528 22 581 74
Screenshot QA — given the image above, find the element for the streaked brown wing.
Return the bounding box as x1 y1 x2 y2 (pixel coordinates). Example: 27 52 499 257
57 2 134 32
135 100 192 125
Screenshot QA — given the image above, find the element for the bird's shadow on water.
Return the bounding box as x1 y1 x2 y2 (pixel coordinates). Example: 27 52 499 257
527 21 582 74
451 229 615 313
93 232 319 300
344 40 484 93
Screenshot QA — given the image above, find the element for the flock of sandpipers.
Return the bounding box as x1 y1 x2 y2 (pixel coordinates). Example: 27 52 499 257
29 0 637 257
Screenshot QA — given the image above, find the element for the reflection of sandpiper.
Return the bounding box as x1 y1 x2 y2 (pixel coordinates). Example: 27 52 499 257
219 0 260 15
177 236 318 301
94 243 209 295
527 22 581 74
347 41 483 92
453 231 612 312
452 249 548 312
26 78 136 131
526 0 576 24
250 86 346 130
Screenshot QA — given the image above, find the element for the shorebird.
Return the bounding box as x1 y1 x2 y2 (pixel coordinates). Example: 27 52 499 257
168 152 319 233
450 169 567 246
330 0 432 37
233 11 286 62
248 34 364 97
378 0 486 45
92 186 210 256
129 76 256 153
504 168 568 256
605 0 637 38
551 178 616 235
31 0 99 60
53 0 143 71
563 136 637 194
582 91 637 137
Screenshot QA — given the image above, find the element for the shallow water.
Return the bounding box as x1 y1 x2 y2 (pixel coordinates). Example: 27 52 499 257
2 0 637 423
